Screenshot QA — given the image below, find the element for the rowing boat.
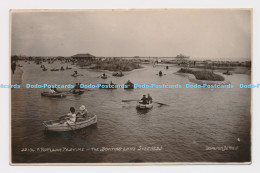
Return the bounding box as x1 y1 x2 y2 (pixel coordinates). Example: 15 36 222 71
72 90 84 95
71 74 83 77
43 114 97 132
124 82 134 89
112 72 124 77
50 69 59 71
41 92 66 98
136 101 153 109
101 75 108 79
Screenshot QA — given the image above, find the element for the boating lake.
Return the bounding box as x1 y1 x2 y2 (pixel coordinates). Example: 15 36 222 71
11 61 251 163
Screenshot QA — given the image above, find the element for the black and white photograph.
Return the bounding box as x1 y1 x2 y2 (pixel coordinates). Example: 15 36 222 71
10 9 252 164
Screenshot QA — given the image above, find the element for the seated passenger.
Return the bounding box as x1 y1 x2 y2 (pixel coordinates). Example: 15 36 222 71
49 88 55 94
76 105 88 121
147 93 153 103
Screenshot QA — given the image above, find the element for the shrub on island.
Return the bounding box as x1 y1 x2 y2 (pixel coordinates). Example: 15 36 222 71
178 68 225 81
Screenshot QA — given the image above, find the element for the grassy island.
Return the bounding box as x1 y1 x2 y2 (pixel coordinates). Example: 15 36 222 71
178 68 225 81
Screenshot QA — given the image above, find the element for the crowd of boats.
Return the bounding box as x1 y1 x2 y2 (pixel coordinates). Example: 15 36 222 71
16 60 169 132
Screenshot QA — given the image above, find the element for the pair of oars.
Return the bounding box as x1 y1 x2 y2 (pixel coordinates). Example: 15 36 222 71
122 99 168 106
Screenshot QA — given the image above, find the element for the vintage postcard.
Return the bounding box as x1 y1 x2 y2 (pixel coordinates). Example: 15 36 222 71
10 9 252 164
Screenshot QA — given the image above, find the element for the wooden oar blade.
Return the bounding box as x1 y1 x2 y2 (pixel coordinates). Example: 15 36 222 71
122 99 139 102
153 101 168 106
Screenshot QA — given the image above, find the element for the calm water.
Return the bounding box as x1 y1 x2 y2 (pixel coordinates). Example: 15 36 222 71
11 61 251 163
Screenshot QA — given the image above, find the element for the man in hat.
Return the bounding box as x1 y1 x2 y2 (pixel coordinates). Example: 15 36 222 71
141 95 148 104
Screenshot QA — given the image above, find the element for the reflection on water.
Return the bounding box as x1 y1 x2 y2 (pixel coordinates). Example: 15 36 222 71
11 61 251 163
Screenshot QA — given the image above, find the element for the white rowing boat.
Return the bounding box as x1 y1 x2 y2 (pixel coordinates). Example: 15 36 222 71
136 101 153 109
43 114 97 132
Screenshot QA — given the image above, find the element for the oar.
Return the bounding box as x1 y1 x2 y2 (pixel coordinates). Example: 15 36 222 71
122 99 140 102
59 115 68 120
153 101 168 106
66 121 76 133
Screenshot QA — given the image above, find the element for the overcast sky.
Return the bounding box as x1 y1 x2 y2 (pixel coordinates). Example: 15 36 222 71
11 9 251 59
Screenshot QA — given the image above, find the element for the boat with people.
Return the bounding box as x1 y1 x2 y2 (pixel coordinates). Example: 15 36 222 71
223 70 232 75
100 73 108 79
71 74 83 77
50 68 59 71
112 71 124 77
124 80 134 89
72 90 84 95
41 92 66 98
43 114 97 132
159 70 163 76
42 68 47 71
71 70 83 77
136 101 153 109
136 94 153 109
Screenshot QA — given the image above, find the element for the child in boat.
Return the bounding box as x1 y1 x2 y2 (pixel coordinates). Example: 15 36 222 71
67 107 76 123
76 105 88 121
49 88 55 94
59 107 76 124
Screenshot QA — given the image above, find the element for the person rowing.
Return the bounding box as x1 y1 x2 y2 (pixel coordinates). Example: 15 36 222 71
72 83 81 93
159 70 163 76
59 107 77 124
126 80 132 84
75 83 80 89
140 95 148 104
